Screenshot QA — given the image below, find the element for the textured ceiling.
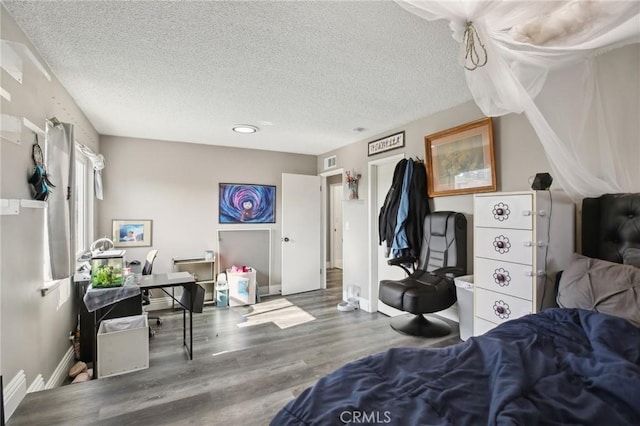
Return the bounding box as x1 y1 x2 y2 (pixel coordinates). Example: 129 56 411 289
3 0 472 155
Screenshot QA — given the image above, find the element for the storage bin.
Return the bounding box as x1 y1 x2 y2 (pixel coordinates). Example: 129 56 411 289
97 314 149 378
454 275 474 342
227 268 257 306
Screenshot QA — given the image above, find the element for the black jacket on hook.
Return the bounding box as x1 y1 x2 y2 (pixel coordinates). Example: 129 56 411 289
404 160 430 258
378 159 408 251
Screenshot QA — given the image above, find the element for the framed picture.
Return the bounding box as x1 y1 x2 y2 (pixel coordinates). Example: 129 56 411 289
219 183 276 224
368 131 405 156
112 219 153 247
424 117 496 197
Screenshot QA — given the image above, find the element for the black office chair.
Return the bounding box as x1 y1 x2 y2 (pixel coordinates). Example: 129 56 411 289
379 211 467 337
140 249 162 336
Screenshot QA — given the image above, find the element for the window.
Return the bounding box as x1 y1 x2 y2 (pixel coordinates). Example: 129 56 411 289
43 143 93 282
75 156 88 254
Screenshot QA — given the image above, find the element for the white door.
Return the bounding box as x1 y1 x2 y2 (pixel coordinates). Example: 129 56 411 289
281 173 322 295
330 183 343 269
375 159 407 316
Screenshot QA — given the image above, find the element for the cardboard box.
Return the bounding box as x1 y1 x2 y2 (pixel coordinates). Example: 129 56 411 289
97 314 149 378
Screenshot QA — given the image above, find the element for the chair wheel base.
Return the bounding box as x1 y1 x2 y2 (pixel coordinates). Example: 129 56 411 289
390 314 451 337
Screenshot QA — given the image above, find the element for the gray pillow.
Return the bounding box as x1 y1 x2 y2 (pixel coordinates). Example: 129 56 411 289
623 248 640 268
557 253 640 327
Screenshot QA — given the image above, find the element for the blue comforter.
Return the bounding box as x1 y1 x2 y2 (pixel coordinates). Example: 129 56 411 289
272 309 640 425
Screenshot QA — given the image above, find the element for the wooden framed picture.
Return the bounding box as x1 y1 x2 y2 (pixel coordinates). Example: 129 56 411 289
219 183 276 223
112 219 153 247
368 131 405 156
424 117 496 197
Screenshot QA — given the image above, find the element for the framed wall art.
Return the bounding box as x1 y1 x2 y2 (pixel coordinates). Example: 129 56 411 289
424 117 496 197
112 219 153 247
368 131 405 156
219 183 276 224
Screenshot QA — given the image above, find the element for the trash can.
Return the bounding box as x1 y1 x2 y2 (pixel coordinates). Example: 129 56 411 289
97 314 149 378
454 275 474 341
216 279 229 307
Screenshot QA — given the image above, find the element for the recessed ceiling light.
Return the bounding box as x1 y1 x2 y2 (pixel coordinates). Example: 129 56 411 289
232 125 259 134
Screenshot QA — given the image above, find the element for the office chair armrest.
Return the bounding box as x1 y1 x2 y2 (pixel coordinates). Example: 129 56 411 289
430 266 466 279
388 256 417 275
387 256 416 266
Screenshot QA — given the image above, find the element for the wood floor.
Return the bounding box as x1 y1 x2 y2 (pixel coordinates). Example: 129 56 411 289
9 269 462 426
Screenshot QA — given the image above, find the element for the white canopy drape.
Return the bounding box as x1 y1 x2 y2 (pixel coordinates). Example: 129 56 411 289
397 0 640 199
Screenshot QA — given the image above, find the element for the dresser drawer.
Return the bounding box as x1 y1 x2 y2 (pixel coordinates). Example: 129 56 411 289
474 257 534 300
474 194 533 230
475 227 534 265
473 316 497 337
475 288 533 325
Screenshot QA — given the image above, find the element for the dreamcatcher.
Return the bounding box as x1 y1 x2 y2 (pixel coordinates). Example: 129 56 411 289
27 134 55 201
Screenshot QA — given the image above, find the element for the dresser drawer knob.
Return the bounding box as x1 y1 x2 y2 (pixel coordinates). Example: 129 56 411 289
522 210 532 216
493 300 511 320
523 241 533 247
493 236 511 254
493 268 511 287
492 203 511 221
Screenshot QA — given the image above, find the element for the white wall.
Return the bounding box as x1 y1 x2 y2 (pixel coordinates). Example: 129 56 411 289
98 136 317 286
318 100 554 308
1 5 99 393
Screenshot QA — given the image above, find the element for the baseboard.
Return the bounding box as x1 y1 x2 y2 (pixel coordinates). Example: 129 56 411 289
45 347 75 390
359 298 371 313
3 370 26 421
269 284 282 296
27 375 45 393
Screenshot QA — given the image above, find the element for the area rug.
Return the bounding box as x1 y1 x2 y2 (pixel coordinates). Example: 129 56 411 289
237 298 316 329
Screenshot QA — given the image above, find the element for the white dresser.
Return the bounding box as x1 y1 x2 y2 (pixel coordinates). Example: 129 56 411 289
472 191 575 336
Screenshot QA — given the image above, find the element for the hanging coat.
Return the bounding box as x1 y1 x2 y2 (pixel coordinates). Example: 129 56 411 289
404 161 431 258
391 160 413 257
378 159 408 254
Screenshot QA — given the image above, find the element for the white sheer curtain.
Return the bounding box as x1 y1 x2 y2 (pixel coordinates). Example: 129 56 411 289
397 0 640 199
76 143 105 200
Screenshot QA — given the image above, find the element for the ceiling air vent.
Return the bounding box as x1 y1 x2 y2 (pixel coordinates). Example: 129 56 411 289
323 155 337 170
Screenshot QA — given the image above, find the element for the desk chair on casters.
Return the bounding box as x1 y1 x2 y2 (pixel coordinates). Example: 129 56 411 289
141 249 162 336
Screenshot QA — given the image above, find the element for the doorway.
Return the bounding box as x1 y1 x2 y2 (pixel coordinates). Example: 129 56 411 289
329 181 343 269
320 168 344 292
367 153 405 315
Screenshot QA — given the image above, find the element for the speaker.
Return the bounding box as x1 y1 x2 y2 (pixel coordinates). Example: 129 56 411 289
531 173 553 190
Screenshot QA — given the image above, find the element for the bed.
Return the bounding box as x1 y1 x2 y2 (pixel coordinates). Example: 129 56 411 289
272 193 640 425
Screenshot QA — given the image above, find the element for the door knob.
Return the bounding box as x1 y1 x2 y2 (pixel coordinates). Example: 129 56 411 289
283 237 290 242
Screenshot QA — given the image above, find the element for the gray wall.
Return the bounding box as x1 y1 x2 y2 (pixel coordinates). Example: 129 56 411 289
1 6 99 388
317 100 553 306
98 136 317 286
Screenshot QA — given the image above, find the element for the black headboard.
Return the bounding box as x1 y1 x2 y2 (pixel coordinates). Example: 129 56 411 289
582 193 640 263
